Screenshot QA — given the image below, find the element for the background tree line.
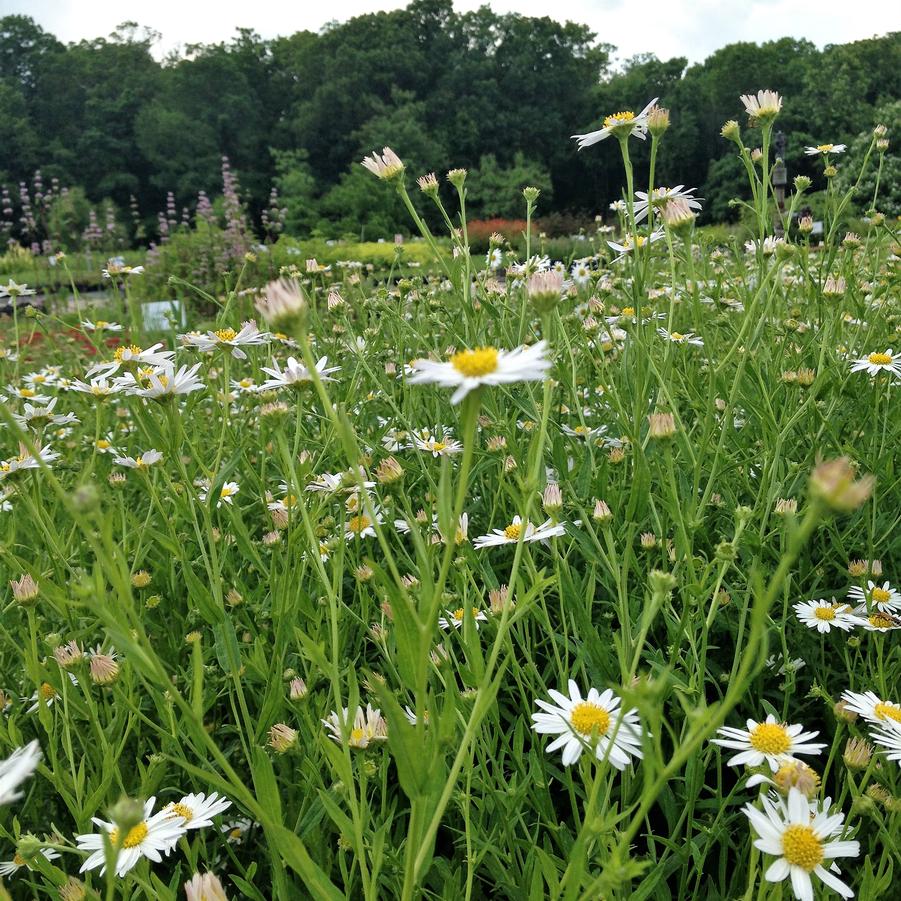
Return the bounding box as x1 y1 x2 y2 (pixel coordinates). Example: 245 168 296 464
0 0 898 249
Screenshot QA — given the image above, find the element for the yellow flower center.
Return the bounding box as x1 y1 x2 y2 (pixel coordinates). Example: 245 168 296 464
451 347 498 378
869 613 894 629
816 144 834 152
135 456 147 468
451 607 480 622
39 682 56 700
228 827 243 841
220 485 236 498
874 702 901 723
20 388 35 397
12 853 25 867
814 605 836 621
114 344 142 362
431 441 447 452
349 727 366 744
868 352 892 365
110 822 149 849
95 320 109 328
871 587 891 603
215 328 237 342
96 439 111 449
781 824 824 871
670 332 685 341
573 425 589 435
621 306 635 317
603 110 635 128
773 761 820 794
504 523 522 541
168 802 194 821
347 514 372 534
570 701 611 736
749 722 791 755
32 375 46 383
239 378 253 388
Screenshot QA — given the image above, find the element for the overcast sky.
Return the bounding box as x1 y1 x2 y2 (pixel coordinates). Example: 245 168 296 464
5 0 899 65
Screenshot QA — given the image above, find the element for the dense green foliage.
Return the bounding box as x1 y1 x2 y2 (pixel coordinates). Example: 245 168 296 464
1 1 898 245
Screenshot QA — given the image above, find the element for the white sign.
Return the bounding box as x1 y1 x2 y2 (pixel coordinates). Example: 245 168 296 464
141 300 186 331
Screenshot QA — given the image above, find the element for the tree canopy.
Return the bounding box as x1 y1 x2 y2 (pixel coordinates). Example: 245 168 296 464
0 0 898 245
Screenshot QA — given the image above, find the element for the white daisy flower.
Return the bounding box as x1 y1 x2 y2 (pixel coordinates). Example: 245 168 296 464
77 796 187 877
198 480 240 508
849 349 901 378
571 97 659 149
0 847 60 876
0 443 60 479
634 185 702 223
657 328 704 346
344 508 383 540
164 792 232 830
847 580 900 613
793 599 856 633
221 817 253 844
322 704 388 748
408 341 551 405
854 610 901 631
10 397 79 430
0 280 35 298
81 319 123 332
869 718 901 767
102 262 144 278
86 342 175 378
5 385 51 403
438 606 488 630
531 679 644 768
131 363 205 399
259 356 339 390
745 235 784 256
69 376 126 398
472 515 566 548
739 89 782 120
179 321 269 360
561 423 608 440
230 377 258 394
411 429 463 457
742 788 858 901
839 690 901 727
804 143 846 156
0 740 41 805
113 449 163 469
607 230 665 257
710 714 826 772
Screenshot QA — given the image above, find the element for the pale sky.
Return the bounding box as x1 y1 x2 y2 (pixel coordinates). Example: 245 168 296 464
3 0 899 65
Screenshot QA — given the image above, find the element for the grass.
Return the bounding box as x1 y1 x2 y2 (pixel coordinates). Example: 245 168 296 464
0 104 898 901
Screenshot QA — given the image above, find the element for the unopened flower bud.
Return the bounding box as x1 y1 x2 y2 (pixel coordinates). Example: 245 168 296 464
268 723 298 753
648 412 676 439
10 573 39 606
648 106 670 137
185 872 229 901
375 456 404 485
843 737 873 770
446 168 467 189
810 457 874 512
542 482 563 515
721 120 741 142
417 172 439 196
592 499 612 523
